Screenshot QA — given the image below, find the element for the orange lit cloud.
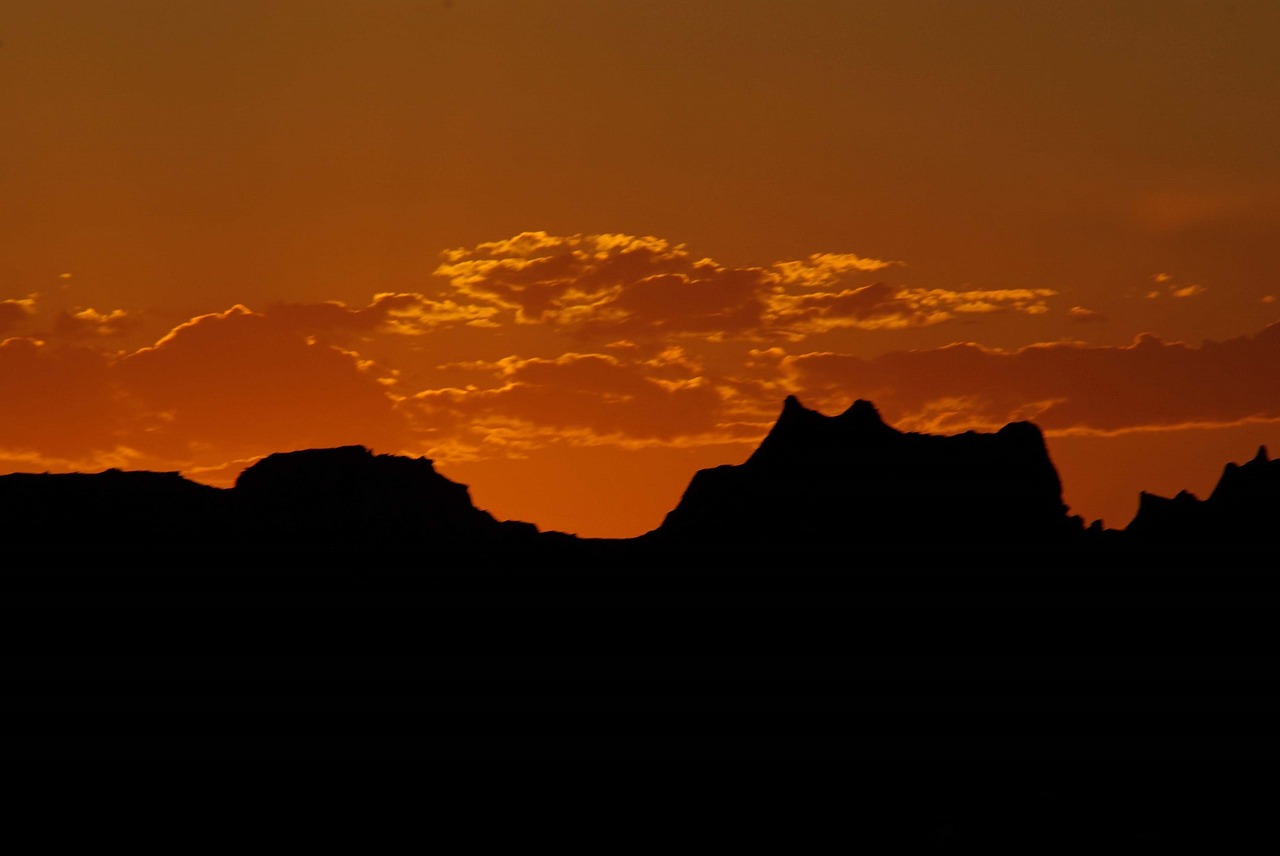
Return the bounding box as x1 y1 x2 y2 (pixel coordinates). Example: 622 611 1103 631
0 303 419 478
1145 273 1207 300
3 232 1273 535
433 231 1054 341
1068 306 1107 323
262 291 503 341
0 297 37 335
0 337 121 458
0 291 143 345
777 321 1280 435
54 307 134 339
117 305 412 463
403 349 752 464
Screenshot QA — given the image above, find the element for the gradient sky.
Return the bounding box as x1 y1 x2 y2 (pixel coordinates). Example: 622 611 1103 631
3 0 1278 537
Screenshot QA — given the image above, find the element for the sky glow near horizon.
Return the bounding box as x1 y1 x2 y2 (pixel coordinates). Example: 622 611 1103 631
2 0 1278 537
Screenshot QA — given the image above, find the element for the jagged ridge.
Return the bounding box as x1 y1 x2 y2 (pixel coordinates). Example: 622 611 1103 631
647 396 1080 554
0 398 1274 565
1125 444 1277 549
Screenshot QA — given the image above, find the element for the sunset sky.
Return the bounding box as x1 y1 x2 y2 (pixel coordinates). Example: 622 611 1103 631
3 0 1278 537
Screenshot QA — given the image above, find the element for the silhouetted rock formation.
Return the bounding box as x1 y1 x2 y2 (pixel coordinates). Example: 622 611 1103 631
2 397 1274 570
6 394 1280 790
0 468 227 566
0 446 552 567
0 468 224 525
644 396 1082 560
1124 444 1277 559
232 445 539 554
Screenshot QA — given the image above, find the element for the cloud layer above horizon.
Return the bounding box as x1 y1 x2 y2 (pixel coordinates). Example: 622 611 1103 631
3 232 1277 492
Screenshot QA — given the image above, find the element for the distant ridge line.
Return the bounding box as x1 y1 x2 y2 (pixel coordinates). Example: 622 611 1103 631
0 397 1275 565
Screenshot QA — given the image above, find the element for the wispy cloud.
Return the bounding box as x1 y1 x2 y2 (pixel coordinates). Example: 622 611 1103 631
433 231 1054 341
118 305 411 462
777 321 1280 435
1068 305 1107 323
3 232 1271 494
1145 272 1207 300
0 296 37 336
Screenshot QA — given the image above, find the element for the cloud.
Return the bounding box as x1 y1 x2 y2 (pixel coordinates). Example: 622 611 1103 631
777 321 1280 435
432 231 1054 341
0 291 148 345
1144 274 1207 300
1068 306 1107 323
0 337 121 457
5 232 1268 500
0 296 37 335
116 305 414 463
0 241 1116 489
402 348 754 463
771 252 900 285
262 291 502 341
434 232 766 336
54 307 134 339
0 300 425 477
2 269 1275 516
767 284 1057 336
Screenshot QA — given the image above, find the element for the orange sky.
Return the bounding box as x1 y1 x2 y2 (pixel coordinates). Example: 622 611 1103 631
3 0 1278 537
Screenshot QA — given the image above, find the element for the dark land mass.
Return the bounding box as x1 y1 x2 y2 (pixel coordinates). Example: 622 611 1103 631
7 397 1277 844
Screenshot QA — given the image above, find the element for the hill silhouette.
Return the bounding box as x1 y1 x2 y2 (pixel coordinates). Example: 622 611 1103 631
6 397 1277 736
7 395 1270 568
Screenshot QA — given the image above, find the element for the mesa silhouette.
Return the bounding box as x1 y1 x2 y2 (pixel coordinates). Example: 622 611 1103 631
22 415 1265 838
8 397 1278 744
3 396 1273 567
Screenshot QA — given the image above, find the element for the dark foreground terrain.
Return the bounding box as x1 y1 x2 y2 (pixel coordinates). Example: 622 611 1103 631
7 398 1276 845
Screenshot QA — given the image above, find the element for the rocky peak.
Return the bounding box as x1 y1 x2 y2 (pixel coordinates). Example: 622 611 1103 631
654 396 1077 552
835 398 889 429
1209 444 1277 505
747 395 899 468
1125 444 1278 549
